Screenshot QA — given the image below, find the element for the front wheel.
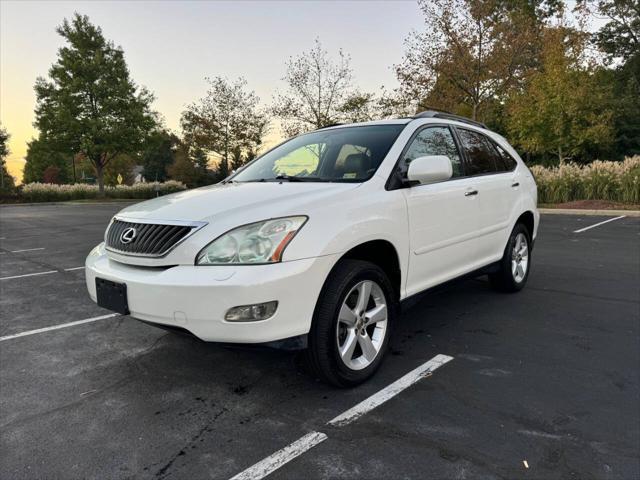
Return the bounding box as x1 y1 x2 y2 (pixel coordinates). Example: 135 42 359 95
305 259 396 387
489 223 532 292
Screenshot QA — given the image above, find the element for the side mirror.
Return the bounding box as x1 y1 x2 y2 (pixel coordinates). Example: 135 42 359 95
406 155 453 185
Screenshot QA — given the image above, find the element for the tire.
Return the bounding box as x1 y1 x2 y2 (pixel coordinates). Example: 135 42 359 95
305 259 396 387
489 222 532 293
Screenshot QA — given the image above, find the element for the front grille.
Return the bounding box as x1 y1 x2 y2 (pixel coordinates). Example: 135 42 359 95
106 219 201 257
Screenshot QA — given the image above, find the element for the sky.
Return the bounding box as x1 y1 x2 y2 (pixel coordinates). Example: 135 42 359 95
0 0 424 183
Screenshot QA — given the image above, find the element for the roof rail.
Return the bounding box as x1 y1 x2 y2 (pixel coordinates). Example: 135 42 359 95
316 123 343 130
412 110 487 129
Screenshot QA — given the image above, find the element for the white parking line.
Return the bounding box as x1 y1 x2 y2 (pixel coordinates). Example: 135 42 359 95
0 247 46 255
228 354 453 480
0 266 84 280
573 215 626 233
328 353 454 426
0 270 59 281
0 313 120 342
229 432 328 480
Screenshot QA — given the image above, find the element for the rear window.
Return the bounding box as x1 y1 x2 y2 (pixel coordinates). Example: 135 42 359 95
456 129 499 176
492 142 518 172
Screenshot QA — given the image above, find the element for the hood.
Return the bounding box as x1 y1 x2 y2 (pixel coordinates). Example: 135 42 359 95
116 181 361 223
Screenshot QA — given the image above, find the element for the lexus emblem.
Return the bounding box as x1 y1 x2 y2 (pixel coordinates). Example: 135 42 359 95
120 227 137 244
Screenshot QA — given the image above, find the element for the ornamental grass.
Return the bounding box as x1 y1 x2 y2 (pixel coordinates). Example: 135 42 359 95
529 156 640 204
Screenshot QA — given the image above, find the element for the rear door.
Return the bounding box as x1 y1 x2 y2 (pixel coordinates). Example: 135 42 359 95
454 128 515 264
401 126 481 296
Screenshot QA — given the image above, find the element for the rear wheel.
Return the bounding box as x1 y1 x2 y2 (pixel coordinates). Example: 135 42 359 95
305 259 396 387
489 223 531 292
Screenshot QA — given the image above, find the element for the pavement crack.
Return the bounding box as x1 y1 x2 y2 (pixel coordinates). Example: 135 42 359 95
0 374 136 430
0 333 168 430
152 407 228 479
123 332 170 375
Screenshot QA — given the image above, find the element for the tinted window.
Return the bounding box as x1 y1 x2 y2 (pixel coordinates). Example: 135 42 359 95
334 144 372 179
401 127 463 178
456 129 500 176
273 143 323 177
493 142 518 171
232 125 405 183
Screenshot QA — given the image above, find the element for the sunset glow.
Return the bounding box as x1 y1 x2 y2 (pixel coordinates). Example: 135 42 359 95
0 0 423 184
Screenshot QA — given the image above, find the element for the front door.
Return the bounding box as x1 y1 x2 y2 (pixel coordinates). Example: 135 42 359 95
400 126 481 297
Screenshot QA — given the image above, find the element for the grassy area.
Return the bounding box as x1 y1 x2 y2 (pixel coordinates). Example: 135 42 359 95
539 200 640 210
18 181 186 203
530 156 640 205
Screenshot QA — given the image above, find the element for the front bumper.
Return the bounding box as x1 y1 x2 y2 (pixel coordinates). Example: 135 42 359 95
85 244 339 343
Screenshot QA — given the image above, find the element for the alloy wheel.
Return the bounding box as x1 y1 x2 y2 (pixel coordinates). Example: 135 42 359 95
336 280 388 371
511 232 529 283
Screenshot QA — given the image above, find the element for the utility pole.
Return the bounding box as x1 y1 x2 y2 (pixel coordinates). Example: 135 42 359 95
72 154 77 183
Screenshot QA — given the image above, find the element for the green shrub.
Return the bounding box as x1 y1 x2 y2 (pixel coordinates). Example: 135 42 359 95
20 181 186 202
530 156 640 204
620 162 640 204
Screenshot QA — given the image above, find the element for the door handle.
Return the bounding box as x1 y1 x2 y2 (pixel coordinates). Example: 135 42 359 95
464 189 478 197
511 182 520 187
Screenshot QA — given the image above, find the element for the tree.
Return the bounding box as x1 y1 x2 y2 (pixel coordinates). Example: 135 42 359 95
579 0 639 63
506 27 615 163
192 147 209 171
609 54 640 157
181 76 268 180
581 0 640 157
42 166 62 184
141 130 178 182
229 144 258 173
376 87 420 118
0 126 15 193
104 154 136 186
245 148 257 164
272 39 365 135
395 0 542 120
339 92 380 123
191 147 214 185
23 136 72 184
33 14 157 194
230 145 244 172
167 147 200 187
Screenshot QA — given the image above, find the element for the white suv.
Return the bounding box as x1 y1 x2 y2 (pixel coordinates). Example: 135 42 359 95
86 111 539 386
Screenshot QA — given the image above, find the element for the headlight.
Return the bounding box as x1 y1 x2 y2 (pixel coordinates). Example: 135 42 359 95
196 216 308 265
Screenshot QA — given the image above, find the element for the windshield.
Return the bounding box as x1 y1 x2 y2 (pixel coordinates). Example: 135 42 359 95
230 124 406 183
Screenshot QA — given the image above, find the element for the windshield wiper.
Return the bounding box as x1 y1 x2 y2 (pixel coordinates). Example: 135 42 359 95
275 175 337 182
274 174 304 182
245 175 332 183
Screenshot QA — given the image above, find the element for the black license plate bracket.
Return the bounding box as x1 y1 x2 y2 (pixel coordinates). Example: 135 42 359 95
96 278 129 315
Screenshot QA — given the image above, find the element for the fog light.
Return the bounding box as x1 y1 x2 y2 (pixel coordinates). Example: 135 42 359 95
225 301 278 322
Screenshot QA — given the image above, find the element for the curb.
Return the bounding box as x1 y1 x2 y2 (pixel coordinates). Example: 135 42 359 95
539 208 640 217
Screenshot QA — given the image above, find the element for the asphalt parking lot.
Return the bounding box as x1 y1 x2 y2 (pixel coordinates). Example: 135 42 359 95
1 203 638 480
